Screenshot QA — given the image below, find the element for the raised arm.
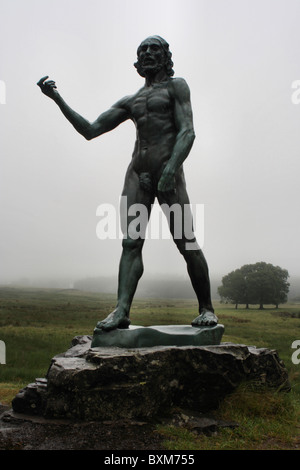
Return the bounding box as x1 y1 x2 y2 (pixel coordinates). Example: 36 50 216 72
158 78 196 192
37 76 130 140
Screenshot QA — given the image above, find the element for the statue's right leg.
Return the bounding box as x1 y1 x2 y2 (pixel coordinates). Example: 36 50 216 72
96 167 154 331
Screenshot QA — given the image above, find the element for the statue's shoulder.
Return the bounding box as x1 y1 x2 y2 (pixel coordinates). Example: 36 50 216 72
116 86 146 107
113 93 135 109
167 77 191 98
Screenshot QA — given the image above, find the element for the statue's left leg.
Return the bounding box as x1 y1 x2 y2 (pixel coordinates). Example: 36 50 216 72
157 176 218 327
176 240 218 326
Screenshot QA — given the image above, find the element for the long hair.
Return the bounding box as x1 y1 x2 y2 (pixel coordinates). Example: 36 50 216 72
134 35 174 77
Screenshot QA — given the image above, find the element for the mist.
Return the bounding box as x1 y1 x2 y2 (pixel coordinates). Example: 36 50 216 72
1 0 300 294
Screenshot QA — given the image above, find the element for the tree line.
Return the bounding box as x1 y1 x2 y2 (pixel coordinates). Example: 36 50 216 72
218 262 290 309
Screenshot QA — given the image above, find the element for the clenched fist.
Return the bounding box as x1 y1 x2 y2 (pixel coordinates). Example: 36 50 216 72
37 76 58 100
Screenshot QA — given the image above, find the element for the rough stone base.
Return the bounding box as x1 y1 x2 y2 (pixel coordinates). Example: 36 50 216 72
11 335 290 421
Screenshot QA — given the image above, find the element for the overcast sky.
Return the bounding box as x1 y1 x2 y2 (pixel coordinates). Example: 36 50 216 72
1 0 300 287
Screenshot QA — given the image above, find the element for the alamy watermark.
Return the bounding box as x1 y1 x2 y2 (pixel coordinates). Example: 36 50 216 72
291 80 300 104
0 340 6 364
96 197 205 250
0 80 6 104
291 340 300 365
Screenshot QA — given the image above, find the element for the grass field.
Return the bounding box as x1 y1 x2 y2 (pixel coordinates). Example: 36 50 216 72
0 286 300 450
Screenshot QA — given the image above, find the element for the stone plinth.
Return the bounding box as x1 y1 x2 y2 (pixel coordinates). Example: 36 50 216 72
91 324 225 348
11 335 290 421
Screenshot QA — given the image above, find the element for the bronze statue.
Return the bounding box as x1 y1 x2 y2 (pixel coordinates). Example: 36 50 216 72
37 35 218 331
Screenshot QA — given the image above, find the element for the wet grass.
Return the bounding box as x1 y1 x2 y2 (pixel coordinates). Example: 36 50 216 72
0 286 300 449
158 382 300 450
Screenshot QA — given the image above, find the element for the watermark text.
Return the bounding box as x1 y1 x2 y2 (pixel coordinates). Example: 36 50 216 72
0 340 6 364
0 80 6 104
291 80 300 104
96 197 204 250
291 340 300 365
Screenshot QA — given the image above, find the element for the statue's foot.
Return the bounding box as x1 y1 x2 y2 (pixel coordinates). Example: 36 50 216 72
96 308 131 332
191 309 218 327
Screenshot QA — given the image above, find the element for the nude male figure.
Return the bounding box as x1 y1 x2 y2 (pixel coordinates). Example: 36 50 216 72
37 35 218 331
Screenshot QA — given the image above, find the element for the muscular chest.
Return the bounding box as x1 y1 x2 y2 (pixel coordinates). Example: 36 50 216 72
131 86 173 121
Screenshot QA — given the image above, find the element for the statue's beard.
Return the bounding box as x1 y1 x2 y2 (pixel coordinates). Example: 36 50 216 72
135 59 165 78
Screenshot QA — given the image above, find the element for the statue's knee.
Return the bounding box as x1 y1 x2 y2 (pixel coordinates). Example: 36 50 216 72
122 237 144 252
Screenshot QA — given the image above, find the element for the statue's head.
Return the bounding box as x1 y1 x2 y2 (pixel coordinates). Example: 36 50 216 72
134 35 174 78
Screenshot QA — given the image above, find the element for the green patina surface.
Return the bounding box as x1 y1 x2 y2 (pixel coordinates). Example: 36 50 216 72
91 324 225 348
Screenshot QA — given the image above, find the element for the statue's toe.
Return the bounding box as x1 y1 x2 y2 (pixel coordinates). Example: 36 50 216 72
95 313 130 332
191 311 218 327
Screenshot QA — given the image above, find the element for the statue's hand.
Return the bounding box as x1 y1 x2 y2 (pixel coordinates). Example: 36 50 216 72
157 166 176 193
37 76 58 100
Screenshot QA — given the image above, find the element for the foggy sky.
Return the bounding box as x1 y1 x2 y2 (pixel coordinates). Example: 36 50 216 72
1 0 300 287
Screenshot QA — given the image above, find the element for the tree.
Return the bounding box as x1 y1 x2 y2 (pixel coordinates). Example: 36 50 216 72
218 269 247 309
271 265 290 307
246 262 290 309
218 262 290 309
